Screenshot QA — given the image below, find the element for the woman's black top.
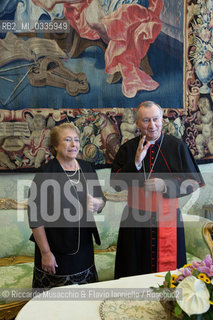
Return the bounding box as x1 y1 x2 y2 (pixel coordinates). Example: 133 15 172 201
28 158 105 275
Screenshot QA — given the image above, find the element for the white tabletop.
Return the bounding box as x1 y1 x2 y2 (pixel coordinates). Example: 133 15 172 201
16 272 170 320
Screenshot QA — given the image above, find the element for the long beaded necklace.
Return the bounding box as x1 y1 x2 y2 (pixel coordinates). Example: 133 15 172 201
65 167 81 185
142 134 164 181
61 159 83 255
66 159 77 176
64 159 80 184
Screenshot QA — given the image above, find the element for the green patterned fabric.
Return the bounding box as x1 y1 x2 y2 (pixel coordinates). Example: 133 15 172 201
93 201 125 251
186 252 201 264
94 168 125 250
0 173 34 200
95 251 115 282
0 210 34 258
183 214 211 260
0 262 34 304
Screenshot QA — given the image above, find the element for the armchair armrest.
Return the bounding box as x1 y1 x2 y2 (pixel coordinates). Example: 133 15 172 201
183 214 212 260
202 222 213 258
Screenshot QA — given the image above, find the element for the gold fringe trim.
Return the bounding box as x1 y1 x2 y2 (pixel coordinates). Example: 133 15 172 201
103 191 127 202
0 198 27 210
0 256 34 267
94 245 116 254
0 191 128 210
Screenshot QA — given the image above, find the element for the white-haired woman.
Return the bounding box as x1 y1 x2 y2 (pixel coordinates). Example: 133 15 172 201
28 122 106 288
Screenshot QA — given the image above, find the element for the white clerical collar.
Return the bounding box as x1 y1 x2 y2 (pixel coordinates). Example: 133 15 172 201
149 135 162 145
149 140 155 145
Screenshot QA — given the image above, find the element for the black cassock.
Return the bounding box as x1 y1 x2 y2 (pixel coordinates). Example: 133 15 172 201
111 133 204 279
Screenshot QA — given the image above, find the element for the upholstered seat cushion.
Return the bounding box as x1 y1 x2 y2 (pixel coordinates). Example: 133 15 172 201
95 251 115 282
186 252 201 264
0 263 34 305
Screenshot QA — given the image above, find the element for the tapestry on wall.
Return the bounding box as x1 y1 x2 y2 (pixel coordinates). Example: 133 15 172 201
184 0 213 164
0 0 212 171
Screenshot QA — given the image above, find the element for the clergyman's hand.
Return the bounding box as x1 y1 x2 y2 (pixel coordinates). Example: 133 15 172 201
135 135 150 168
144 178 166 193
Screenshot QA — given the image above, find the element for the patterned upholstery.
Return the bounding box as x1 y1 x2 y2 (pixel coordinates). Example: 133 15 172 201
95 252 116 282
0 263 33 305
0 210 34 259
183 214 211 260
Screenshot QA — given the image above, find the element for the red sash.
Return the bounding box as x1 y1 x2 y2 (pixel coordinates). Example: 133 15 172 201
128 187 178 272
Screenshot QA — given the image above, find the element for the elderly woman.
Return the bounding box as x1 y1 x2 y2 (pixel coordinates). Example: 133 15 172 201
28 122 106 288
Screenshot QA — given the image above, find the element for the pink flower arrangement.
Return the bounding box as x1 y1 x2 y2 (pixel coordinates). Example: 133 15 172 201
161 255 213 319
177 255 213 280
